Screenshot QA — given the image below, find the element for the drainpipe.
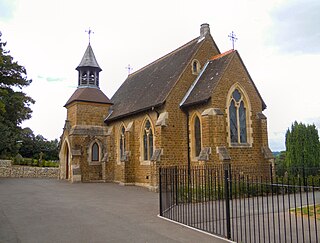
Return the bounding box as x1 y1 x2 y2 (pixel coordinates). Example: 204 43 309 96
182 108 191 202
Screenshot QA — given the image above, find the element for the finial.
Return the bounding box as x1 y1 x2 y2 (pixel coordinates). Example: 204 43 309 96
85 28 94 44
125 64 133 75
228 31 238 50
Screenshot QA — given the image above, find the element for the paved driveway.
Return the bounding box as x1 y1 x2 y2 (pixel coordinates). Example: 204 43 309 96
0 178 228 243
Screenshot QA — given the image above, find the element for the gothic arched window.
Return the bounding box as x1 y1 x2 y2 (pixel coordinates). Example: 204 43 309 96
119 126 126 160
194 115 202 157
143 119 154 161
229 89 247 144
92 142 99 161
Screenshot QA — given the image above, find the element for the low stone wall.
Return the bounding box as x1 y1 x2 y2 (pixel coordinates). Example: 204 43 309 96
0 160 59 179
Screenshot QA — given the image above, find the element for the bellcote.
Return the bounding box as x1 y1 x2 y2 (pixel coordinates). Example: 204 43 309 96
76 44 102 88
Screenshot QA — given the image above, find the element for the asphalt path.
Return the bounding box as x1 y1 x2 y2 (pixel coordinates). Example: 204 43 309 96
0 178 230 243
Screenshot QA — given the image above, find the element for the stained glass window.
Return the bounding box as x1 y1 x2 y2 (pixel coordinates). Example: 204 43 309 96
194 116 201 157
229 100 238 143
143 120 154 160
229 89 248 144
120 126 125 159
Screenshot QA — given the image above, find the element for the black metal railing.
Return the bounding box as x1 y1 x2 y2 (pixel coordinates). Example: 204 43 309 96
159 165 320 243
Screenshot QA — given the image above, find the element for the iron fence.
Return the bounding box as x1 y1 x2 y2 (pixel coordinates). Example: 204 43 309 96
159 165 320 243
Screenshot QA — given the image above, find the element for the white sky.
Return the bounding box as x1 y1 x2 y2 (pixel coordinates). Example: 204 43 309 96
1 0 319 151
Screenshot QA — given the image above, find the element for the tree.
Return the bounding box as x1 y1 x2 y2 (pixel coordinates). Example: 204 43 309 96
19 127 59 161
285 121 320 171
0 32 35 158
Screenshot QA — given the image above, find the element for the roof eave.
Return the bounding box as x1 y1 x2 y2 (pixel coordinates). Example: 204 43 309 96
105 102 164 124
180 98 211 110
65 99 113 108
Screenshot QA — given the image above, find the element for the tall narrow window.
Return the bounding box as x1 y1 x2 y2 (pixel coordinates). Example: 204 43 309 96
81 72 88 85
192 60 200 75
89 71 95 85
143 120 154 161
120 126 126 160
229 89 248 144
92 142 99 161
194 115 201 157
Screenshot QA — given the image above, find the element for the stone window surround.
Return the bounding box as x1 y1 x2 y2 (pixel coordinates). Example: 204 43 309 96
117 123 127 164
189 111 203 161
191 59 201 75
226 83 253 147
87 139 104 165
140 116 155 165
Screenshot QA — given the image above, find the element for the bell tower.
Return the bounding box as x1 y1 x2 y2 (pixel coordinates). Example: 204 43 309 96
60 38 113 183
76 43 101 88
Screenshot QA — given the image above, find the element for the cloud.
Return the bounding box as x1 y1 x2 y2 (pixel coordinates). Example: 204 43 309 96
46 77 64 82
37 75 64 82
0 0 17 21
268 0 320 54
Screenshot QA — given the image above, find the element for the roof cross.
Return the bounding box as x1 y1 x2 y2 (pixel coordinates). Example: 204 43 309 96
85 28 94 43
125 64 133 75
228 31 238 50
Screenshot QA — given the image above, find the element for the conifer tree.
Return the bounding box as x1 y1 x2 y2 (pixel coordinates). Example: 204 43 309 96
285 121 320 171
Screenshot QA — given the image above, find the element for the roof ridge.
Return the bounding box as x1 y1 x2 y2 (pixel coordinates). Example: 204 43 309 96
210 49 235 61
128 36 200 78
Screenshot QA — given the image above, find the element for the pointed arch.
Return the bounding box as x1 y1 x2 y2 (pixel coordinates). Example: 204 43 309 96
59 139 71 179
190 112 202 159
118 123 126 162
87 138 104 164
226 83 252 146
141 116 154 163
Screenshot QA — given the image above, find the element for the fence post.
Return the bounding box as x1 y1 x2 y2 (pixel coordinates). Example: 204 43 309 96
175 166 178 206
159 167 163 216
224 167 231 239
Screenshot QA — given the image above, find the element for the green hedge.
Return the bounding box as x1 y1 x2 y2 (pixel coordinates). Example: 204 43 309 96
12 155 59 168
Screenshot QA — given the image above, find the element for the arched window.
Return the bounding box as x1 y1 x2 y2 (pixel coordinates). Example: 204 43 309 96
143 119 154 161
119 126 126 160
194 115 202 157
229 89 247 144
192 60 200 75
92 142 99 161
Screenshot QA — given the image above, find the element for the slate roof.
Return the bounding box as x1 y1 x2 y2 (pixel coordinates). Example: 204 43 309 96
76 44 102 71
181 50 267 110
65 87 112 107
181 50 235 107
106 36 208 121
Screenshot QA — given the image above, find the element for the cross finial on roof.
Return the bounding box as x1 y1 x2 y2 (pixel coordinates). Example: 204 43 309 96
125 64 133 75
228 31 238 50
85 28 94 43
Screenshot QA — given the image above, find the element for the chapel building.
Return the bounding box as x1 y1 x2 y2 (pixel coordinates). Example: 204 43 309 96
59 24 273 190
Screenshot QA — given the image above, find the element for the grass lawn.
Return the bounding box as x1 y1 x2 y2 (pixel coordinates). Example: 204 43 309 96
290 204 320 220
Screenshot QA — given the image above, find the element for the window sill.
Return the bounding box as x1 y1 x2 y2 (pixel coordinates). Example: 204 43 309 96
229 143 251 148
140 160 151 166
89 161 101 166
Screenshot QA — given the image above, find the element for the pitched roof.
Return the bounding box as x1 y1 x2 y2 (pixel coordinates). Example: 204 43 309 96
65 87 112 107
181 50 235 107
106 36 208 121
181 50 267 110
76 44 102 71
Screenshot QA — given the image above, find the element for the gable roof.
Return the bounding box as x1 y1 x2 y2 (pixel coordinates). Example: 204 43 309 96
181 50 267 110
106 36 211 122
76 44 102 71
65 87 112 107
